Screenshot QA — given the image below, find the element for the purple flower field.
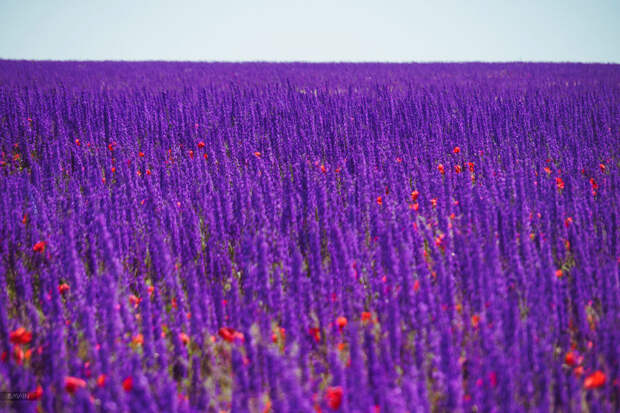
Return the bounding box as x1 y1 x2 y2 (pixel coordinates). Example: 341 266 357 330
0 61 618 412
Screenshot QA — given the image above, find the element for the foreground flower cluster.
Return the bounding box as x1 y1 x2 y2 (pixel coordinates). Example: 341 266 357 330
0 62 618 412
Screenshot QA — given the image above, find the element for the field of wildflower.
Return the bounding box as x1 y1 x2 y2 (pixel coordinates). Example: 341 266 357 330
0 61 618 412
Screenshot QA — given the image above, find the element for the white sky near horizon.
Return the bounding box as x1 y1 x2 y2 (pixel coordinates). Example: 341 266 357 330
0 0 618 62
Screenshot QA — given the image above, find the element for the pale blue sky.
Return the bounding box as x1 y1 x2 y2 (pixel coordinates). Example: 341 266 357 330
0 0 618 62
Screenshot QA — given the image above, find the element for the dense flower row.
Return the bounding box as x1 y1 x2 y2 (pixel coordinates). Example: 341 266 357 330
0 62 618 412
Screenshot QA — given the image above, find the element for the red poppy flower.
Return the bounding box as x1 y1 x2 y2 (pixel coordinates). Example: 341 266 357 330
218 327 244 343
254 151 261 158
564 351 576 366
58 283 70 294
9 327 32 345
13 345 24 363
198 141 206 148
589 177 598 189
129 294 142 307
411 190 419 201
138 152 145 157
27 385 43 400
122 376 133 392
308 327 321 343
33 241 46 253
361 312 372 323
555 269 563 278
471 315 480 329
336 316 347 331
376 196 382 206
437 164 445 175
584 370 606 389
413 280 420 292
179 332 190 345
326 386 343 410
556 177 565 190
131 334 144 346
453 146 460 154
454 165 462 173
467 162 475 172
97 374 107 388
65 376 86 394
